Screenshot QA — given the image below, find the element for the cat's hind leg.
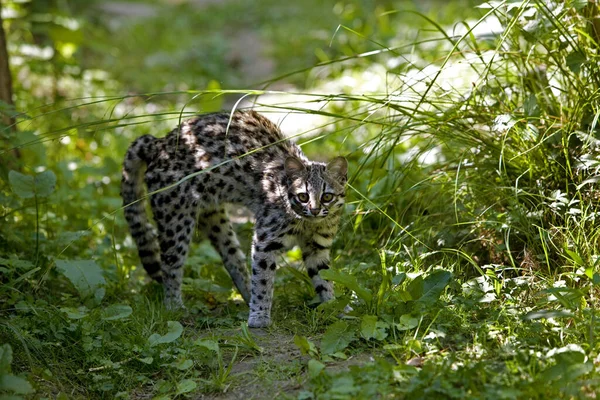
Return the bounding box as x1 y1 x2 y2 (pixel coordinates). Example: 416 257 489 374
150 188 197 309
200 207 251 304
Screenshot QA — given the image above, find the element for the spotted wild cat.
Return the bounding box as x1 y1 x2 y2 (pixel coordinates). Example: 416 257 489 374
121 110 347 328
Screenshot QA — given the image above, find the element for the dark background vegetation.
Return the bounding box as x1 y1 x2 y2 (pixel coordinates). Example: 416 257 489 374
1 0 600 398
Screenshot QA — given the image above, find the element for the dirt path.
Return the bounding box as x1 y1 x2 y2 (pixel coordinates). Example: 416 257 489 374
196 331 305 400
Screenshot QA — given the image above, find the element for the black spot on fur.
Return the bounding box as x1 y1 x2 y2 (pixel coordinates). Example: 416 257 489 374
317 262 329 271
263 242 283 252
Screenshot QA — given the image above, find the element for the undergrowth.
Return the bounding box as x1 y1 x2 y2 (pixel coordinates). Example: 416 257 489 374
2 0 600 398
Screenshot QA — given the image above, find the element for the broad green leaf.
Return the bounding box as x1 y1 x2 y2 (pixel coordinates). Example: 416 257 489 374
523 309 573 320
102 304 132 321
193 339 219 352
594 273 600 286
395 315 419 331
547 344 586 365
0 374 34 394
294 335 318 357
524 94 539 117
148 321 184 346
0 257 35 271
360 315 388 341
174 358 193 370
0 343 12 372
55 259 105 300
307 359 325 379
176 379 197 395
138 357 153 364
361 315 377 340
60 307 88 320
566 50 586 74
319 269 372 303
329 375 356 395
8 170 35 199
34 170 57 197
8 170 56 199
415 270 452 308
407 275 424 300
392 272 406 286
321 321 355 355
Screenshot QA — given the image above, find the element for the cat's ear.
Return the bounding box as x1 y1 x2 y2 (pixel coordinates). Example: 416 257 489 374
285 157 306 177
327 156 348 182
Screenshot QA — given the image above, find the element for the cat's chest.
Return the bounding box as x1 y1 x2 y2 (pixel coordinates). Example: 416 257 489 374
279 223 336 250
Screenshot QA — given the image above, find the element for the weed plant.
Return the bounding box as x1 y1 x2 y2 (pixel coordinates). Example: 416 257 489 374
1 0 600 398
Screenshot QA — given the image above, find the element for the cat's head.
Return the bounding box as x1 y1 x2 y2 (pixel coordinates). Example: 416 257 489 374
284 156 347 220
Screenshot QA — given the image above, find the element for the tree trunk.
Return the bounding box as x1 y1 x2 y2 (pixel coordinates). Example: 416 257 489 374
0 2 15 129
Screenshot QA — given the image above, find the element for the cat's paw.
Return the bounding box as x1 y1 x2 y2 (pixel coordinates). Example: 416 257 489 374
248 312 271 328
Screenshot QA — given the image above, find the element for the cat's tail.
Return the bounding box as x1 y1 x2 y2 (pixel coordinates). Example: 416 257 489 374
121 135 163 282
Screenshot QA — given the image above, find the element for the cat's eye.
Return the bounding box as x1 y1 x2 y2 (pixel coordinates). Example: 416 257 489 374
321 193 334 203
297 193 310 203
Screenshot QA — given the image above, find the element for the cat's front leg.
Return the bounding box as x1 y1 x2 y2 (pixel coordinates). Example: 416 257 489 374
247 237 282 328
301 236 335 303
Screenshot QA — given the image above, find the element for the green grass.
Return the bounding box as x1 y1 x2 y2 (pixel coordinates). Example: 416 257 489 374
2 0 600 398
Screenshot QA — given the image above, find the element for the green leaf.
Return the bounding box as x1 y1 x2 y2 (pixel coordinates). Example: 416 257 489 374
34 170 57 197
395 314 419 331
329 375 356 395
0 374 34 394
415 270 452 308
321 321 355 355
101 304 132 321
523 309 574 320
54 259 105 300
176 379 197 395
193 339 219 352
0 344 13 373
174 358 193 370
392 272 406 286
593 273 600 286
524 93 539 117
319 269 372 303
60 307 88 320
564 248 585 267
148 321 184 346
307 359 325 379
566 50 586 74
407 275 423 300
8 170 56 199
8 170 35 199
360 315 388 341
0 257 35 271
138 357 153 364
294 335 318 357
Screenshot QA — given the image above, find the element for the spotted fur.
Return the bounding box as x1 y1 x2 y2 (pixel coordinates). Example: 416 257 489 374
121 110 347 328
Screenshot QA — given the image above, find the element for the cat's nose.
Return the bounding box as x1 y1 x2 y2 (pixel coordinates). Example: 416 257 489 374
309 208 320 216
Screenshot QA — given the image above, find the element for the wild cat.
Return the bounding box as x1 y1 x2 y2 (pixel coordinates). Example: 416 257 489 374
121 110 347 327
